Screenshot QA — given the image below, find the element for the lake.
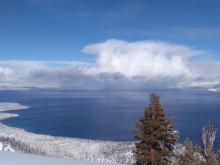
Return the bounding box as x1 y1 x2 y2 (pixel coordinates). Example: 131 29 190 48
0 89 220 145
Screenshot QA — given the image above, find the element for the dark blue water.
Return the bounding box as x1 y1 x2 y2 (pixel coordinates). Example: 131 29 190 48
0 89 220 145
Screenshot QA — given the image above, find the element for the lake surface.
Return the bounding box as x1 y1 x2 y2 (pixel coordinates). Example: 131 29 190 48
0 89 220 145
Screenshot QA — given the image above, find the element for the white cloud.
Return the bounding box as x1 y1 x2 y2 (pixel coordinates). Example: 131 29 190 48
0 67 13 81
0 39 219 90
83 39 207 78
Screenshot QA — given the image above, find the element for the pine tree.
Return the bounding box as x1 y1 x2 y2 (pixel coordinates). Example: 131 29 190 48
133 93 178 165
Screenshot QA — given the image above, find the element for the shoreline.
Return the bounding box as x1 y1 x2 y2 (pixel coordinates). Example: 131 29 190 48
0 102 134 164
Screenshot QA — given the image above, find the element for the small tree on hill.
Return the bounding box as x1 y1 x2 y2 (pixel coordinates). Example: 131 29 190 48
201 123 218 165
179 139 203 165
133 93 178 165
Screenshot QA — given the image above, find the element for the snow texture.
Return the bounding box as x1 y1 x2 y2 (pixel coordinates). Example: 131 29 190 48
0 103 28 112
0 103 134 164
0 151 123 165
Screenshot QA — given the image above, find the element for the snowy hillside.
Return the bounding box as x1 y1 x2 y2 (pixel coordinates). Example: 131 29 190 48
0 151 123 165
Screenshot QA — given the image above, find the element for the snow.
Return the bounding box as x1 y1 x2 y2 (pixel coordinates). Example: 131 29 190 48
208 88 220 92
0 103 28 112
0 141 15 152
0 151 123 165
0 103 134 164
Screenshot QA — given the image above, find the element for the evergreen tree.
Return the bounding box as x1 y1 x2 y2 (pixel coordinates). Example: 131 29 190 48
133 93 177 165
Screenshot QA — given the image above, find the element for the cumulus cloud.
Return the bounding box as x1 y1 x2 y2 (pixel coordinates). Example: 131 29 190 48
0 39 219 90
83 39 208 78
0 67 13 81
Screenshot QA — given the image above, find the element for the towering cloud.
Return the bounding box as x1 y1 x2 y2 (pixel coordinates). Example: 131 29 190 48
0 39 219 90
83 39 206 78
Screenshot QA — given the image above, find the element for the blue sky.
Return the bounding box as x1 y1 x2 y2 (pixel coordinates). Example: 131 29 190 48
0 0 220 61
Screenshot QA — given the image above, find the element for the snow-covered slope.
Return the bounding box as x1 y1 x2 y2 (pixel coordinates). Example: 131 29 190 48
0 151 123 165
